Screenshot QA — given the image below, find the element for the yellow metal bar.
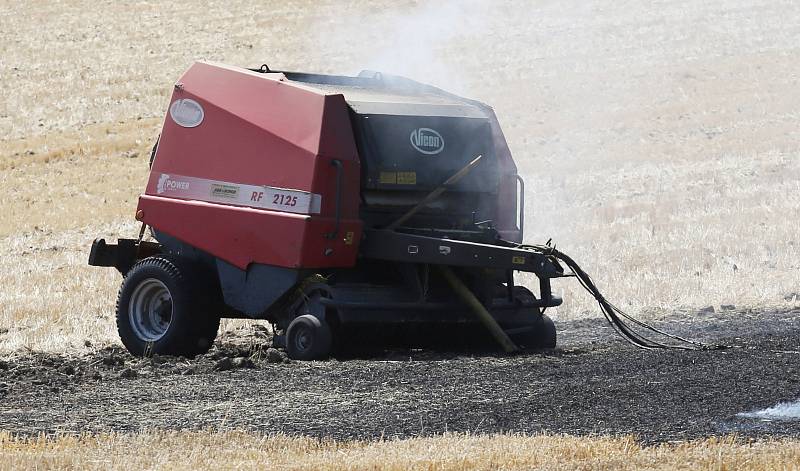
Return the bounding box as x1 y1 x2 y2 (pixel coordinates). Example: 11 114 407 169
437 265 519 353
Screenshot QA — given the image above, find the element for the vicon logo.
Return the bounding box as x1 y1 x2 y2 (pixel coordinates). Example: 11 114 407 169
410 128 445 155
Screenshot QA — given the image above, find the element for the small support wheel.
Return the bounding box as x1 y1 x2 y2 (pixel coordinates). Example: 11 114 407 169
286 314 333 360
510 313 557 349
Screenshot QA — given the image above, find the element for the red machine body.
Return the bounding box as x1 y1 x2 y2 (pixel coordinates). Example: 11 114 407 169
139 62 362 270
89 61 568 360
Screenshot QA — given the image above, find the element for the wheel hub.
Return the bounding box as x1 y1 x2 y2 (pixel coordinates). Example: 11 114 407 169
294 326 312 351
129 278 173 342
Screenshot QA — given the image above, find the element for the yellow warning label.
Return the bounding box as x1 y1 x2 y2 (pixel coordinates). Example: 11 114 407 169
397 172 417 185
512 256 526 265
379 172 397 184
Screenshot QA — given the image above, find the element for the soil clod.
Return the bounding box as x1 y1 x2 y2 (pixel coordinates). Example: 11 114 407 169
232 357 255 369
265 348 285 364
118 368 137 379
213 358 234 371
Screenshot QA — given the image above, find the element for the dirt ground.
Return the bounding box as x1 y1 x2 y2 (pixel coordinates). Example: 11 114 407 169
1 308 798 443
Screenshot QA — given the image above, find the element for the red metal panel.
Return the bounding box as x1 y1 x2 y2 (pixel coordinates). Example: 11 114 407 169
139 61 362 269
138 196 361 270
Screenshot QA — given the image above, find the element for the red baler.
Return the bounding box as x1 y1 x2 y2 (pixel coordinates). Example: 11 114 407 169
89 61 567 359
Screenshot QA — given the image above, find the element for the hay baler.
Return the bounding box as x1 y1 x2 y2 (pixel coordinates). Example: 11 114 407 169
89 61 569 359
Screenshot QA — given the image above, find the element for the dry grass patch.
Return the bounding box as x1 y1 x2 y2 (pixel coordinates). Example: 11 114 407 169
1 431 799 471
2 0 800 352
523 149 800 320
0 219 261 353
0 125 155 240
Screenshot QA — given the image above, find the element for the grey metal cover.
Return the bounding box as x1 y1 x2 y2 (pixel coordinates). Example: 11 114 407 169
283 71 499 192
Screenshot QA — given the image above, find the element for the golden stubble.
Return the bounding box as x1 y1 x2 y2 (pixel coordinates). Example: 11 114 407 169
1 431 800 471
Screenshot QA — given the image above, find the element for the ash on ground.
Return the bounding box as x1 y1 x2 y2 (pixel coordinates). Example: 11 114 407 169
1 308 799 443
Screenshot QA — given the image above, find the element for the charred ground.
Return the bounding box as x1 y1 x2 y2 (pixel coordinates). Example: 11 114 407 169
1 308 798 444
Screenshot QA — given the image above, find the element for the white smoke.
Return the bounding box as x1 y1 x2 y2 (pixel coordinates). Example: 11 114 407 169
308 1 493 95
738 399 800 420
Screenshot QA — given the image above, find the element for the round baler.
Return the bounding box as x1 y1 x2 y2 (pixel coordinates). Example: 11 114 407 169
89 61 571 359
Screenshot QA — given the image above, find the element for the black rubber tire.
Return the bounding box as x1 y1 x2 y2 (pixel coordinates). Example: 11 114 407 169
510 314 557 349
116 255 221 357
286 314 333 360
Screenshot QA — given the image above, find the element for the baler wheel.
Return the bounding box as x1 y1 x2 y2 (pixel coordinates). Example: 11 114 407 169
509 314 556 350
286 314 333 361
116 255 221 357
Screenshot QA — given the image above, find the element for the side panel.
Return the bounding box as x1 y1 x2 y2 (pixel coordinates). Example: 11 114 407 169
140 61 362 270
139 195 361 269
482 106 522 243
353 114 498 192
216 259 303 316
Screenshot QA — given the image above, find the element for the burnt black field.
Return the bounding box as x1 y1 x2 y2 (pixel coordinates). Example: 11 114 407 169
1 308 799 443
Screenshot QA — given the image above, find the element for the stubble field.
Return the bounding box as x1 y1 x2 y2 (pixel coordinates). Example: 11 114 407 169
1 0 800 468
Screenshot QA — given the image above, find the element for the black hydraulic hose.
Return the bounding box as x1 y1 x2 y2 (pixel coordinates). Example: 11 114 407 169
516 243 727 351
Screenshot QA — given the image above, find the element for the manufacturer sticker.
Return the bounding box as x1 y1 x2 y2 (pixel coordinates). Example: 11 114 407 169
379 172 397 184
512 256 526 265
210 184 239 199
397 171 417 184
410 127 444 155
169 98 204 128
152 173 322 215
379 171 417 185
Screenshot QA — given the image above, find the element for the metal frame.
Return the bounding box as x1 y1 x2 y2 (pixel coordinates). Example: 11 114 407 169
88 238 161 275
359 229 562 275
358 229 564 309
